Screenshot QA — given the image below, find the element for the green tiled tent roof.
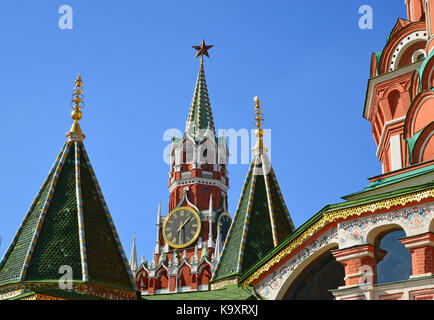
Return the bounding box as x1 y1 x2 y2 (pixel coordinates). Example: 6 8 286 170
0 141 137 292
213 152 295 281
185 57 216 140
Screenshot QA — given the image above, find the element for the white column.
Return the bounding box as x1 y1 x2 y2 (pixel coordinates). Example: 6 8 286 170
390 134 402 171
207 194 214 248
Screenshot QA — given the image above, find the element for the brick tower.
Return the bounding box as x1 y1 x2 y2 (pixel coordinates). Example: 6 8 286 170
365 0 434 174
136 40 231 295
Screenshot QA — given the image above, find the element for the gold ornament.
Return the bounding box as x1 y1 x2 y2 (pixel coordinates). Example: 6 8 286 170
70 73 84 133
240 188 434 287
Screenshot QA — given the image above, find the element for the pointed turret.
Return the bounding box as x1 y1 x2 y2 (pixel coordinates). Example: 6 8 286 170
129 234 138 276
207 194 214 248
0 74 138 300
154 202 161 255
186 40 215 140
212 97 295 285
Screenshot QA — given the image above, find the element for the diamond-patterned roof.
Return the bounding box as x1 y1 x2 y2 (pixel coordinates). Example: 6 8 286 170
0 141 137 291
185 58 216 140
212 152 295 281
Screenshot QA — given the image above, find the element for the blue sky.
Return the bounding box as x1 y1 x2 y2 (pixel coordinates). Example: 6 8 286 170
0 1 407 263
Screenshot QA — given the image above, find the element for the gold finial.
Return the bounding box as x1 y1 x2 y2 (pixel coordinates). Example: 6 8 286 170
70 72 84 133
254 96 264 149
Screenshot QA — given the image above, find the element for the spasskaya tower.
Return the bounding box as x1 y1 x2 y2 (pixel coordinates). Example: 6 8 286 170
135 40 232 295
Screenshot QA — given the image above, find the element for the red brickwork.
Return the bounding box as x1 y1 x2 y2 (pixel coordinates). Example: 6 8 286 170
400 232 434 276
332 244 376 287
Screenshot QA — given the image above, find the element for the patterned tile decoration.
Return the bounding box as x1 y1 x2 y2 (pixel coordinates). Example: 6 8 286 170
236 166 258 273
253 201 434 299
185 57 215 139
80 143 138 291
261 155 279 247
338 202 434 249
241 188 434 287
74 142 88 282
0 143 67 283
212 161 255 279
19 142 71 281
213 150 295 282
269 166 295 231
24 143 82 282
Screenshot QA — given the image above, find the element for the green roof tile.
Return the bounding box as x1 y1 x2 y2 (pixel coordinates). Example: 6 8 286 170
26 146 82 281
0 140 137 294
213 152 295 281
185 58 216 140
342 163 434 200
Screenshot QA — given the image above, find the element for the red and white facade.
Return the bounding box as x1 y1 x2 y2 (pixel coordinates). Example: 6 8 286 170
233 0 434 300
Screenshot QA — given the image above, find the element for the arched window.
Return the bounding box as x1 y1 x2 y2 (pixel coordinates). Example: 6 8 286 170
137 270 149 291
178 265 192 288
198 264 212 286
376 229 412 284
155 269 168 289
387 90 401 118
284 251 345 300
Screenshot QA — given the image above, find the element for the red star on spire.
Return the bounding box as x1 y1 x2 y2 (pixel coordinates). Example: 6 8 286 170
192 39 213 58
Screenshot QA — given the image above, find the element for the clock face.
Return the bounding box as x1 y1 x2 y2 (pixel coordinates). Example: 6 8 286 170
162 207 201 249
217 212 232 244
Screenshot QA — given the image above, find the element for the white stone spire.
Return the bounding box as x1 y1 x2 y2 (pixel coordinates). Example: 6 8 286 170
211 223 220 273
155 202 161 255
129 233 138 275
207 194 215 248
215 223 222 259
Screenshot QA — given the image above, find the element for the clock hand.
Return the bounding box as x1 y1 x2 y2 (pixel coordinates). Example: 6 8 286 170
177 217 192 232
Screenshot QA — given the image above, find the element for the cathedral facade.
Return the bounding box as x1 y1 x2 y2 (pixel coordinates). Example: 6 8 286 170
211 0 434 300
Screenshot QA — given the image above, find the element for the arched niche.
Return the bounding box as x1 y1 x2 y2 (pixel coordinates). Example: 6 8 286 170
283 249 345 300
272 243 340 300
387 89 401 119
155 267 169 289
136 268 149 291
397 40 426 68
198 263 212 286
178 264 192 288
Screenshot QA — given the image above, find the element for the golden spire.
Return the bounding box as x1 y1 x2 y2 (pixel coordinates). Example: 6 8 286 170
254 96 264 150
69 72 84 133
